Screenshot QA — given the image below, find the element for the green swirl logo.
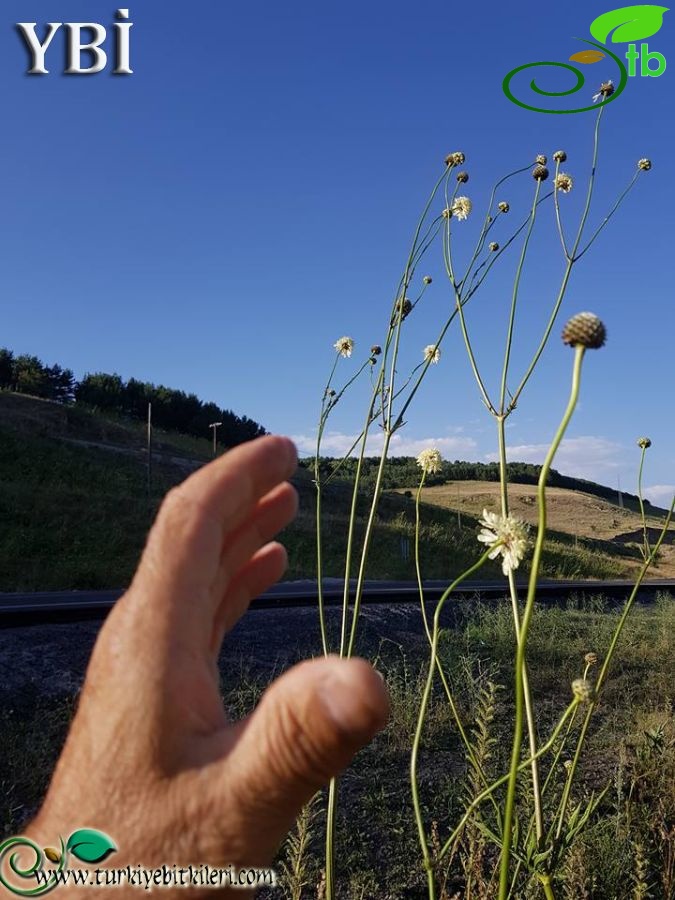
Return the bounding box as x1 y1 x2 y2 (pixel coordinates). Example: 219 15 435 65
0 830 116 896
503 5 668 113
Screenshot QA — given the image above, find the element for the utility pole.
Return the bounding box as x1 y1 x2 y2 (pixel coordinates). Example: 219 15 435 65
209 421 223 458
146 402 153 497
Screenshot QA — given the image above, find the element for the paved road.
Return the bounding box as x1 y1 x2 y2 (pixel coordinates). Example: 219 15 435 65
1 579 673 628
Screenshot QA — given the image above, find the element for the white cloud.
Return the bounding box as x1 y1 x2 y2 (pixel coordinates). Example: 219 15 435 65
484 435 623 482
644 484 675 506
292 429 477 459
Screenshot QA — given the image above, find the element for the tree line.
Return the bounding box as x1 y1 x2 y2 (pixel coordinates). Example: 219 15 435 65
0 348 266 447
301 456 656 509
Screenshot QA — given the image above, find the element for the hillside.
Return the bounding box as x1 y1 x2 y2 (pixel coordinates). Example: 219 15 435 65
392 481 675 578
0 392 673 591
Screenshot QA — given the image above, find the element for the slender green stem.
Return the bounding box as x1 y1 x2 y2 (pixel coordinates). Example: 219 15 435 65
325 778 338 900
498 179 541 414
637 445 650 560
553 160 570 260
498 345 586 900
414 475 495 798
509 107 604 412
497 417 545 843
540 874 557 900
574 170 640 262
411 547 497 899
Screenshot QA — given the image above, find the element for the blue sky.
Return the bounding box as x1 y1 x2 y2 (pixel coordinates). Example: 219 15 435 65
2 1 673 505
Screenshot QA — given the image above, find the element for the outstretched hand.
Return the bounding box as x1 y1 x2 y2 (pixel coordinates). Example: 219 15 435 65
27 435 389 895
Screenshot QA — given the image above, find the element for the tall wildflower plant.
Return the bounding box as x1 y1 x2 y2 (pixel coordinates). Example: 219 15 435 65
310 92 673 899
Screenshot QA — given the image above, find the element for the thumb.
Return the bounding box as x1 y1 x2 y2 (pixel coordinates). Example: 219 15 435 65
220 656 389 862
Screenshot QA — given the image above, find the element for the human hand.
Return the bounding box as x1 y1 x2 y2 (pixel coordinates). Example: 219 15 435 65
25 436 389 896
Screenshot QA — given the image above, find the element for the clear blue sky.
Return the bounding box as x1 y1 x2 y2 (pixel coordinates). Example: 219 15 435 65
2 0 673 505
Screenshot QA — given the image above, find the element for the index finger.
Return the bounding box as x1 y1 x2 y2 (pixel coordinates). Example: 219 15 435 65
131 435 297 616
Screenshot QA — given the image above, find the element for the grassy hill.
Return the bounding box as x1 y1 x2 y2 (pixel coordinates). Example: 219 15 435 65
0 391 672 591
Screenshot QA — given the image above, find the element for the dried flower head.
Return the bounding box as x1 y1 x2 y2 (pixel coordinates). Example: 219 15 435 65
477 509 530 576
452 196 472 221
637 437 652 449
423 275 433 285
638 158 652 171
562 312 607 349
593 79 614 102
489 242 499 252
391 297 413 324
563 759 573 770
533 164 549 181
456 171 469 183
370 344 382 356
584 652 598 667
423 344 441 364
333 336 354 358
498 201 510 213
553 150 567 163
445 151 465 166
416 448 443 475
535 154 547 165
572 678 595 703
555 173 573 193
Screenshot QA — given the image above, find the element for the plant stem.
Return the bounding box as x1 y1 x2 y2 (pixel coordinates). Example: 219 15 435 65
411 548 497 899
637 445 650 560
498 345 586 900
497 416 544 843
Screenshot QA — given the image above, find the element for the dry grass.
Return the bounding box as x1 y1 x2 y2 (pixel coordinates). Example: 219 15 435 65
395 481 675 578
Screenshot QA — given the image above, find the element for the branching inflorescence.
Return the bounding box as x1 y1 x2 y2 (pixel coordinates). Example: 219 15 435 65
308 85 669 900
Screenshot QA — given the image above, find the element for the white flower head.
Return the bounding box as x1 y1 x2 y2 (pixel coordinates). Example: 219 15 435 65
477 509 530 576
451 196 472 221
555 172 573 193
333 336 354 358
416 448 443 475
423 344 441 364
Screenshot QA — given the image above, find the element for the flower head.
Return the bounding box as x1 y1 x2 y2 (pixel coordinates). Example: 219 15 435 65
477 509 530 576
555 173 573 193
533 164 549 181
445 151 465 166
638 158 652 171
416 448 443 475
498 201 510 213
423 344 441 364
562 312 607 349
456 170 469 183
489 241 499 252
370 344 382 356
334 336 354 358
637 437 652 449
423 275 433 285
553 150 567 163
535 154 547 165
584 652 598 667
452 196 472 221
593 79 614 102
572 678 595 703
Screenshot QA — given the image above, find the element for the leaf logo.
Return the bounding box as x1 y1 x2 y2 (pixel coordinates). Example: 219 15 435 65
66 829 117 864
590 4 669 43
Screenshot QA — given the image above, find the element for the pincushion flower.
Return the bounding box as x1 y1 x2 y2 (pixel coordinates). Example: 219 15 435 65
555 173 573 193
333 336 354 358
416 448 443 475
451 196 472 221
477 509 530 575
423 345 441 364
